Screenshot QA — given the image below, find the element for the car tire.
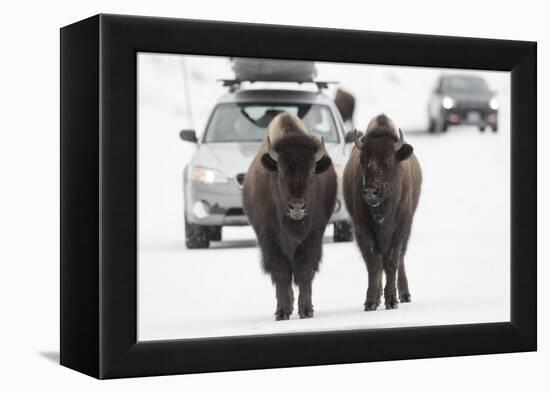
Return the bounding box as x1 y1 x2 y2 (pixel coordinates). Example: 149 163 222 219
491 124 498 132
333 221 353 242
185 217 210 249
436 115 448 133
428 118 436 133
479 125 486 132
209 226 222 241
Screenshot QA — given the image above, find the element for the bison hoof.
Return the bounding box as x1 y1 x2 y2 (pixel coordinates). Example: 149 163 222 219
275 311 291 321
399 294 412 303
385 297 399 310
299 309 314 319
364 302 379 311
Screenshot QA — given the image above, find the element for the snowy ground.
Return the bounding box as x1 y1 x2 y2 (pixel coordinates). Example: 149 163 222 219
137 54 510 341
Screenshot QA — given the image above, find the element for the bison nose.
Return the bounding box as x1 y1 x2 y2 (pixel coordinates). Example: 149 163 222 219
288 198 307 211
364 188 379 198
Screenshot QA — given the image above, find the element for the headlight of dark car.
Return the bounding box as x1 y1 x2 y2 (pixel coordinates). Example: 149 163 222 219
442 96 455 109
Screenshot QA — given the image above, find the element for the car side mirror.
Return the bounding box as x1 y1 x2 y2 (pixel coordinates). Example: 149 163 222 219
344 130 362 143
180 129 198 143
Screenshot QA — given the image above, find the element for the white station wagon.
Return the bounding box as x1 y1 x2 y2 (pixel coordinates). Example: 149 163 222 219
179 59 355 248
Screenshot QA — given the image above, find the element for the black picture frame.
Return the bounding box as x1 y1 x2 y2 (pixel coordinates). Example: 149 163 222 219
60 14 537 379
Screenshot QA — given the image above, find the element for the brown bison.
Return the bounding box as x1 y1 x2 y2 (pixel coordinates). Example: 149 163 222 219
334 88 356 128
243 113 337 320
343 114 422 311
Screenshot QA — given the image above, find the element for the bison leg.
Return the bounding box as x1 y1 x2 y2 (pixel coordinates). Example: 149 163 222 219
293 239 321 319
294 267 315 319
271 269 294 321
365 265 383 311
356 229 383 311
384 261 399 310
397 255 411 303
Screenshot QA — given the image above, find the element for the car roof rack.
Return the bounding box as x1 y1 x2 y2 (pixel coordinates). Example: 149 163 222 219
218 79 338 92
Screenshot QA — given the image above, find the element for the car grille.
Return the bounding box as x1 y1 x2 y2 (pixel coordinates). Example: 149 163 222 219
226 208 245 216
456 100 487 110
236 173 246 186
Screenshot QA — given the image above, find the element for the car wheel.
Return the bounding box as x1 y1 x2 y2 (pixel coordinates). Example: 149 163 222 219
428 118 436 133
436 114 448 133
333 221 353 242
185 217 210 249
209 226 222 241
479 125 486 132
491 124 498 132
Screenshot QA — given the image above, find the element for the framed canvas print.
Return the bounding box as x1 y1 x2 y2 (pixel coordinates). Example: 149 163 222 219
60 14 536 379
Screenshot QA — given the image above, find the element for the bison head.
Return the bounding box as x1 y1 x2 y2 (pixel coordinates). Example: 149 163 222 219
260 133 332 238
354 127 413 209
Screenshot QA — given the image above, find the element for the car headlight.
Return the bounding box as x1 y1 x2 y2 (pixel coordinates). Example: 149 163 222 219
191 166 228 184
489 97 499 110
442 96 455 110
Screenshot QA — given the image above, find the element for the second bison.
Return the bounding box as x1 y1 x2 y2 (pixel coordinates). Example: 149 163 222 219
343 114 422 311
243 113 337 320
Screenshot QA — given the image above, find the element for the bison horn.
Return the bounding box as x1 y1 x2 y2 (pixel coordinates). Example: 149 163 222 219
393 128 405 152
314 136 327 162
354 129 364 150
266 135 279 162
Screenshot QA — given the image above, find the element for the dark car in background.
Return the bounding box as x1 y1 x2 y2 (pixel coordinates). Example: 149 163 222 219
428 74 499 133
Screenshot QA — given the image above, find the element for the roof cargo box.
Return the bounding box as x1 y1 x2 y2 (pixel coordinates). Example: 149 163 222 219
231 58 318 82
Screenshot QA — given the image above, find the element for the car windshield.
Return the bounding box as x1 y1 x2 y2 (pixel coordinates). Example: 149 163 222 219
443 76 489 93
203 103 339 143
